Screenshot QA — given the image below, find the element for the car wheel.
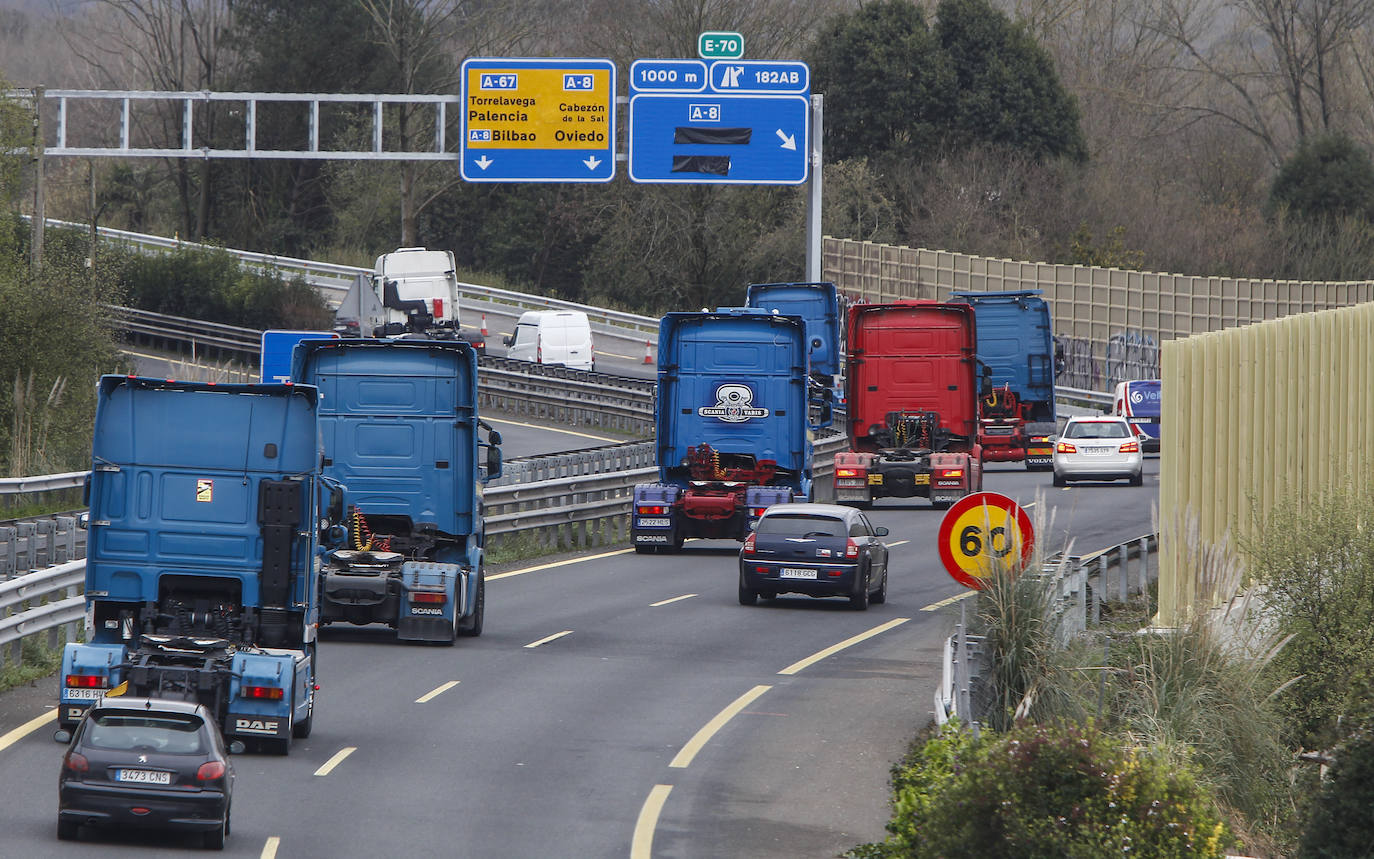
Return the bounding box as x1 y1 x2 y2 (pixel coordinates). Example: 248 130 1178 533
204 813 227 850
57 819 79 841
225 804 231 836
849 567 871 611
738 573 758 606
871 569 888 604
458 571 485 638
1129 471 1143 487
1053 473 1066 487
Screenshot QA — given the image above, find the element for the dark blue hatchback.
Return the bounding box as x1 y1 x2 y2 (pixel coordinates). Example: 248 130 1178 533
739 503 890 609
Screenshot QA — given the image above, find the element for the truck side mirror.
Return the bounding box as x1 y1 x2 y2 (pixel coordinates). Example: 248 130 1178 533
328 486 344 524
980 365 993 398
486 445 503 480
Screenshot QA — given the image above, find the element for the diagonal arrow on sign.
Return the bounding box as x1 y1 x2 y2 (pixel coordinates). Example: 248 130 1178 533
775 129 796 150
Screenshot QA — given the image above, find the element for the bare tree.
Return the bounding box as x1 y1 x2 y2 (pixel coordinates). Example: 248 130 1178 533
56 0 242 239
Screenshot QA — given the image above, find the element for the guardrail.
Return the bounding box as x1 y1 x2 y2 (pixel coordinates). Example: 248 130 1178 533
0 561 84 668
934 534 1157 727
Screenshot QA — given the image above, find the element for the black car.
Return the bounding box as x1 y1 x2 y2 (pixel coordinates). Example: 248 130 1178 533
56 696 241 849
739 503 891 609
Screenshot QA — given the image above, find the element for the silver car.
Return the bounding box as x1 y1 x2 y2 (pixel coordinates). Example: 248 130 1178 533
1052 416 1143 486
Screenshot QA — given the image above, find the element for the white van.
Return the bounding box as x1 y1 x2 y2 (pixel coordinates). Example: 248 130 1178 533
504 310 595 371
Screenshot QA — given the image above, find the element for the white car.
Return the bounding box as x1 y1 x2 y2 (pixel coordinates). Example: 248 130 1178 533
1052 416 1143 486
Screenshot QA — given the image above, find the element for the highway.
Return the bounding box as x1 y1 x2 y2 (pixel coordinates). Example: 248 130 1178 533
0 460 1159 857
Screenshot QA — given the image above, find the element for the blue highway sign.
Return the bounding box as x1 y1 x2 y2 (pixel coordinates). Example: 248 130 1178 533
627 92 809 184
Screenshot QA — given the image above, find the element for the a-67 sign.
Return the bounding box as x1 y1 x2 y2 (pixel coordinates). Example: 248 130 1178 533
936 492 1035 589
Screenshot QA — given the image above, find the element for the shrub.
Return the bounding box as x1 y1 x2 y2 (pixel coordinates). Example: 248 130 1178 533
1298 730 1374 858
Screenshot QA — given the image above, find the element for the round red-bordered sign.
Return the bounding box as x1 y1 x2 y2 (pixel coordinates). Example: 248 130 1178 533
936 491 1035 589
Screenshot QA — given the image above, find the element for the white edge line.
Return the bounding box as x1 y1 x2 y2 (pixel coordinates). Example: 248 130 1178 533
313 746 357 777
920 591 976 612
669 684 772 769
415 680 460 703
631 785 673 859
649 593 697 607
777 618 911 675
485 415 616 443
261 835 281 859
885 539 911 548
489 547 634 581
525 630 573 649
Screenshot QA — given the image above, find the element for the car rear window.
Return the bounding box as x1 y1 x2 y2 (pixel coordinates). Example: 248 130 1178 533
86 713 208 755
757 514 846 537
1066 421 1129 439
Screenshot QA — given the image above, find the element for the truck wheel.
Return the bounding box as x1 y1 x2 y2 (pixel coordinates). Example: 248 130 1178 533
849 567 871 611
292 690 313 739
738 573 758 606
457 572 485 637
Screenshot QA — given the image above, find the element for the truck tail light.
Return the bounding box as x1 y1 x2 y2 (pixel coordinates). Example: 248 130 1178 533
65 674 106 689
197 761 227 782
433 297 444 318
537 344 543 363
750 507 768 518
411 591 446 604
1056 441 1077 454
637 505 667 515
241 685 284 701
1120 441 1140 453
845 539 860 559
940 469 963 479
835 467 864 478
64 752 89 775
742 532 757 555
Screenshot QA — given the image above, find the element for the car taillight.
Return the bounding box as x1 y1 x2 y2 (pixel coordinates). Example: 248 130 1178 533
835 467 864 478
637 505 667 515
65 674 105 689
433 297 444 318
196 761 226 781
1056 441 1077 453
742 533 757 555
64 752 89 774
845 538 860 559
241 685 284 701
411 591 446 604
1120 441 1140 453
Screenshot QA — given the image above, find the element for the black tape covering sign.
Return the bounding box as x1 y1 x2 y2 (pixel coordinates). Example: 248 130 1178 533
673 126 752 145
672 156 731 175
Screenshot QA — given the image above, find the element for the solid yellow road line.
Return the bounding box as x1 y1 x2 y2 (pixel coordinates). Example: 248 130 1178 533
488 548 634 581
415 680 460 703
669 684 772 769
261 836 281 859
314 746 356 777
485 416 616 443
631 784 673 859
650 593 697 607
525 630 573 649
0 708 56 753
920 592 975 612
777 618 911 676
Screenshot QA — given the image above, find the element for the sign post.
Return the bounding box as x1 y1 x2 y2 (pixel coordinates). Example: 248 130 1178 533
460 57 616 182
936 492 1035 590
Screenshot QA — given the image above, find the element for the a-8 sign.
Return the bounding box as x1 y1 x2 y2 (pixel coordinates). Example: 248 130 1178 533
936 492 1035 589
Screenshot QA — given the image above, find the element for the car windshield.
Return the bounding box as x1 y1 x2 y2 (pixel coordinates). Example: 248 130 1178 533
757 514 845 538
1066 421 1129 439
85 713 208 754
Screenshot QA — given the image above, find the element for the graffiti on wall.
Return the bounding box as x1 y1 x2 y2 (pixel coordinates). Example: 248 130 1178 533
1054 329 1161 391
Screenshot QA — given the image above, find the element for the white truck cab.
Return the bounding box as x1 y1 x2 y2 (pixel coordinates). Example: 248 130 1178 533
504 310 595 371
372 247 461 338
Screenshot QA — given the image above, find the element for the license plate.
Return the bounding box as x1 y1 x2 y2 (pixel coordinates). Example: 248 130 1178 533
64 688 105 701
637 517 670 527
1083 447 1111 456
780 567 818 579
867 474 883 485
915 474 930 485
117 769 171 785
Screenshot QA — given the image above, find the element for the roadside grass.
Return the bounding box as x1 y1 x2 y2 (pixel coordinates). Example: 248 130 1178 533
0 639 63 696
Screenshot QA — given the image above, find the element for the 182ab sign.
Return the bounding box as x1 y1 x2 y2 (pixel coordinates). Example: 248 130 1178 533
936 492 1035 589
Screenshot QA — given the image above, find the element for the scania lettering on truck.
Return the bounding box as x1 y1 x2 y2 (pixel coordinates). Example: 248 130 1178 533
291 338 503 643
59 377 339 754
833 301 985 509
631 308 831 553
950 289 1057 470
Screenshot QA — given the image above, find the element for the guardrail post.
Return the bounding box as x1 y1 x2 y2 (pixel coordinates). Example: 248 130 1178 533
1091 557 1101 625
1118 544 1131 596
36 519 56 568
16 522 35 573
1137 536 1150 595
1 526 15 578
66 581 81 644
56 516 76 563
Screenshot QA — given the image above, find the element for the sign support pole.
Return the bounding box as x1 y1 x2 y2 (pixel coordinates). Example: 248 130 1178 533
806 93 823 283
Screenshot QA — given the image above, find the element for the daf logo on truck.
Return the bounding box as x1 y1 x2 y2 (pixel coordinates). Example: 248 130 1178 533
699 384 769 422
234 718 281 736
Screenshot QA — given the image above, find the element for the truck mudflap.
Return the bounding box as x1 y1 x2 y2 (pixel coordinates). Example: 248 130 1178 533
744 486 794 528
226 650 298 743
396 561 466 643
632 483 682 549
58 643 128 729
928 452 981 506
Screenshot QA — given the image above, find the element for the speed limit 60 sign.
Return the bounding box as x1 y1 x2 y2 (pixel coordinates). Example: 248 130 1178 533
936 492 1035 589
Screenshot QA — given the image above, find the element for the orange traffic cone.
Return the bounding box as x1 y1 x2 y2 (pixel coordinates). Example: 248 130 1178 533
643 339 654 364
480 314 488 337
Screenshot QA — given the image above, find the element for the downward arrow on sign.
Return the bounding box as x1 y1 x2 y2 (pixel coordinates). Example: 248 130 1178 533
775 130 796 150
474 156 494 170
584 156 602 170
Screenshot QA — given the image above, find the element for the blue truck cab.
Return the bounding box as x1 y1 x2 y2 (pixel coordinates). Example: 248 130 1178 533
745 281 843 385
291 338 501 644
60 377 334 753
631 308 830 553
950 289 1058 469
